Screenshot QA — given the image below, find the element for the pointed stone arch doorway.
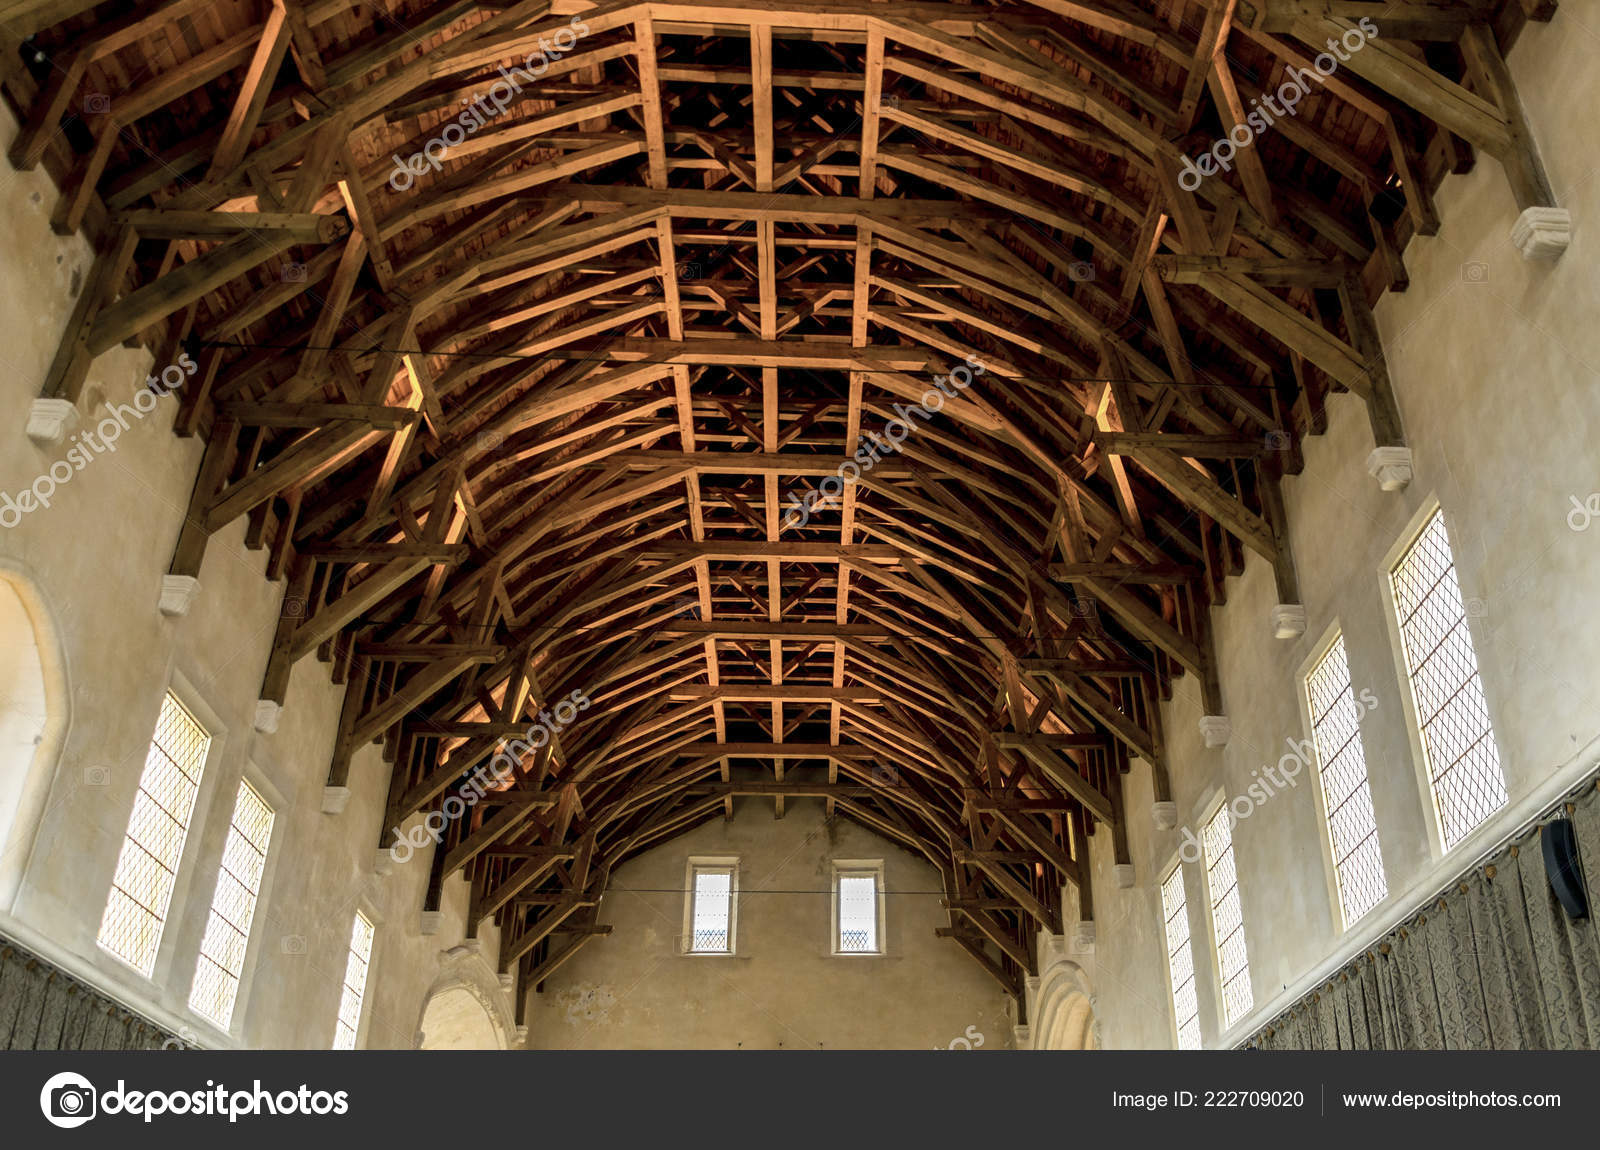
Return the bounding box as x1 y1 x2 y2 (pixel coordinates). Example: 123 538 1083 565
415 944 518 1050
1029 957 1098 1050
0 564 69 912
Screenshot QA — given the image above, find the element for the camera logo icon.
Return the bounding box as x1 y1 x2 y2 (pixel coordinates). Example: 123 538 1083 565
40 1071 97 1128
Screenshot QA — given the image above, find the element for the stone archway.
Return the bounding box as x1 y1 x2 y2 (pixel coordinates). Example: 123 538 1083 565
420 985 504 1050
0 565 69 912
1040 988 1097 1050
415 944 517 1050
1029 957 1098 1050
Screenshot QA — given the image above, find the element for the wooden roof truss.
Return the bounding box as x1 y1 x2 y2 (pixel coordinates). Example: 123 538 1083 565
1 0 1561 1017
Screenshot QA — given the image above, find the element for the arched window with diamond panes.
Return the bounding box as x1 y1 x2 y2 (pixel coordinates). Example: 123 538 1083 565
1389 509 1507 850
1305 633 1387 927
97 692 212 976
832 860 884 955
1202 804 1253 1031
1160 863 1201 1050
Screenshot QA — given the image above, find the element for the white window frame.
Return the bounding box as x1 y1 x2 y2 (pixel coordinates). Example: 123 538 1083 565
332 907 379 1049
95 677 228 984
682 856 739 955
1379 499 1508 859
1199 796 1253 1033
1298 622 1388 931
830 859 886 956
1158 855 1202 1050
187 774 277 1031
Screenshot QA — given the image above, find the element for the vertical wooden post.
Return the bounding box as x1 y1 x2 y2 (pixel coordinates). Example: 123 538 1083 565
41 223 139 404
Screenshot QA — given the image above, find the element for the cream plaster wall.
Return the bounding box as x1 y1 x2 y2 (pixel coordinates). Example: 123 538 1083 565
0 104 508 1050
523 801 1013 1049
1089 14 1600 1049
